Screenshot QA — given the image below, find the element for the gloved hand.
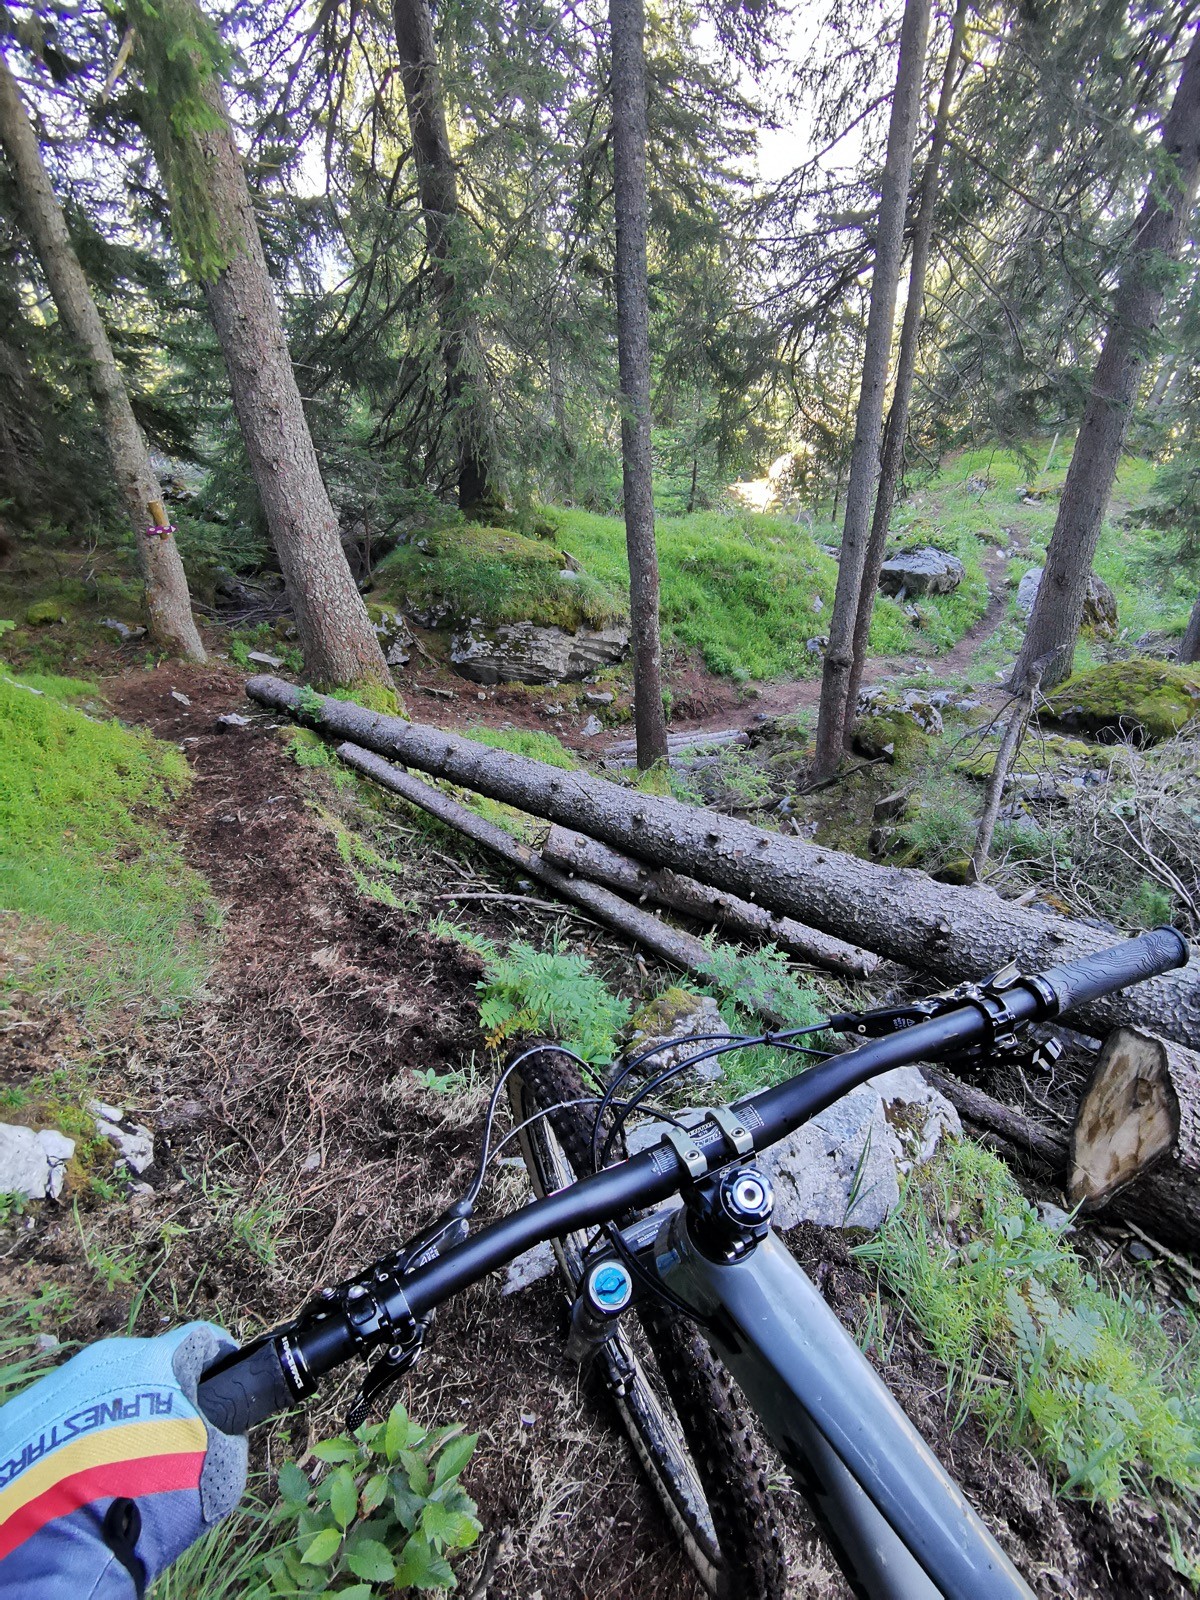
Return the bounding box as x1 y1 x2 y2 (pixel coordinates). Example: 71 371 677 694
0 1322 248 1598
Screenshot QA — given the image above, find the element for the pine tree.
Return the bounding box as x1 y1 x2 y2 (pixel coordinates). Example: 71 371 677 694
0 46 205 661
1013 26 1200 690
811 0 932 781
126 0 391 693
610 0 668 768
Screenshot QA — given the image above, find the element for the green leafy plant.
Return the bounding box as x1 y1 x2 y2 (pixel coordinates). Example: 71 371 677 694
257 1404 481 1595
476 939 630 1065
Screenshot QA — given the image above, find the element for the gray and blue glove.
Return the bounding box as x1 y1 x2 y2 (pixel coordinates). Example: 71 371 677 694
0 1323 248 1598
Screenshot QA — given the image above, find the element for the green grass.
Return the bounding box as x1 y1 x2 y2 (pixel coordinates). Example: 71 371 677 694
0 664 217 1014
857 1141 1200 1506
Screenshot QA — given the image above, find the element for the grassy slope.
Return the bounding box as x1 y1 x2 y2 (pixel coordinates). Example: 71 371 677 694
0 664 217 1013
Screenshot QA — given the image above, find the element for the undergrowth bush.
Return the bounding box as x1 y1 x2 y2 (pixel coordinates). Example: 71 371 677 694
474 937 630 1064
0 663 217 1012
857 1141 1200 1505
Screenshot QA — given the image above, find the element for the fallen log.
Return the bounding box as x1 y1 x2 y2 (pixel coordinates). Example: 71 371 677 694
922 1069 1070 1172
541 824 879 980
336 743 783 1023
1068 1027 1200 1246
246 676 1200 1047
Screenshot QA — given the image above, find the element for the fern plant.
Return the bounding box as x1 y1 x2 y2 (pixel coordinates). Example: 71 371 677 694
476 939 629 1064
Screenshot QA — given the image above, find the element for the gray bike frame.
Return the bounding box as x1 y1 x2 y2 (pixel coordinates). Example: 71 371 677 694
652 1202 1035 1600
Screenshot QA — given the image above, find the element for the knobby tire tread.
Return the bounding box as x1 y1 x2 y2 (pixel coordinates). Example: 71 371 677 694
508 1042 786 1600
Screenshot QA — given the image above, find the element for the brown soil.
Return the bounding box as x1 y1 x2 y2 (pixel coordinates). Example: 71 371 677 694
2 659 1194 1599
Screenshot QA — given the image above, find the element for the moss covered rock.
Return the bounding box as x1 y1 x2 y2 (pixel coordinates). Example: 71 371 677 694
25 597 68 626
1042 659 1200 745
852 687 942 765
955 731 1104 779
624 987 725 1083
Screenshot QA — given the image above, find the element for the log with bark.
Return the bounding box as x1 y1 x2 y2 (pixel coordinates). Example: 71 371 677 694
1068 1027 1200 1245
336 743 787 1023
246 676 1200 1048
540 824 879 980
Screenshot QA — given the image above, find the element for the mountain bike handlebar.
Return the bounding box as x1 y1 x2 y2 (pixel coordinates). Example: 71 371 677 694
196 926 1189 1436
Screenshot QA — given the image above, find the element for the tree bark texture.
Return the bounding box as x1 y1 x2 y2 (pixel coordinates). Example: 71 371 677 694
541 824 880 979
845 0 969 720
0 51 205 662
610 0 669 769
247 676 1200 1047
147 18 390 692
1180 589 1200 664
392 0 499 510
969 662 1043 883
1013 27 1200 691
812 0 932 779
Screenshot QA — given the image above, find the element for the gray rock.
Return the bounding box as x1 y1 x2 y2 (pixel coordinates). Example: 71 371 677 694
215 712 251 732
1016 568 1118 638
0 1124 76 1201
246 651 284 669
856 684 944 737
87 1099 125 1124
502 1240 558 1294
370 607 414 667
878 546 965 597
92 1112 155 1174
99 617 144 643
585 690 615 706
623 993 726 1086
580 714 603 737
170 690 191 707
450 621 629 686
805 636 828 656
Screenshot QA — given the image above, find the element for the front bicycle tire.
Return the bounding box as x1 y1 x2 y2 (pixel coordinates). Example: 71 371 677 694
507 1043 786 1600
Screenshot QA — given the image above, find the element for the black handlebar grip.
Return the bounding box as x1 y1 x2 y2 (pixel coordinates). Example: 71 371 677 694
196 1338 296 1434
1040 926 1189 1020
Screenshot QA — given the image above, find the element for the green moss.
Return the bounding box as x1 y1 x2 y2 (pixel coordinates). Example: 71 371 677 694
627 987 708 1041
852 710 934 766
0 667 217 1013
24 598 69 626
1043 659 1200 744
374 523 626 634
955 731 1104 779
327 681 406 717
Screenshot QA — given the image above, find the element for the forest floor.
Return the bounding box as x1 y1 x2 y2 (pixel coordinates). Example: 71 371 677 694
2 652 1197 1598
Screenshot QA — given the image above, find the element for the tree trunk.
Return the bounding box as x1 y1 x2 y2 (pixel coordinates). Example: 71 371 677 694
335 743 784 1013
1012 29 1200 692
1065 1027 1200 1250
812 0 932 780
132 2 390 692
0 50 205 662
392 0 499 511
610 0 669 769
969 660 1044 883
845 0 968 721
540 824 880 979
1180 589 1200 664
247 675 1200 1047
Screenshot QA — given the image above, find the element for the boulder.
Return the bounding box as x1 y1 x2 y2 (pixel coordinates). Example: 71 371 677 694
0 1124 75 1200
450 620 629 686
878 546 964 598
853 685 943 764
1016 568 1118 639
368 605 413 668
622 989 726 1086
1041 659 1200 745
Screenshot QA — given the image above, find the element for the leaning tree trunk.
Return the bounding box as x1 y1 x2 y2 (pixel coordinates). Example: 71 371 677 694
392 0 499 511
247 675 1200 1047
1180 589 1200 664
0 50 204 662
812 0 932 780
1012 29 1200 692
845 0 969 720
610 0 669 769
129 0 390 692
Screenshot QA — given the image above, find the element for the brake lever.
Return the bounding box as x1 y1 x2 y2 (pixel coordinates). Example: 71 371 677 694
828 961 1029 1042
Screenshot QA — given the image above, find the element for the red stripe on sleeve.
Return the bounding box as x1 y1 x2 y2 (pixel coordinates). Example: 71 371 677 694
0 1450 205 1563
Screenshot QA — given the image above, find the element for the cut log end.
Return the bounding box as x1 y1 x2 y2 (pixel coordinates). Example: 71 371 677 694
1068 1027 1185 1207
